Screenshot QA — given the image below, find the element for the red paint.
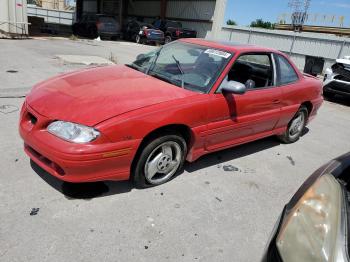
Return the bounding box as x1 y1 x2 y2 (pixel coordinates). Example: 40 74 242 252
19 39 323 182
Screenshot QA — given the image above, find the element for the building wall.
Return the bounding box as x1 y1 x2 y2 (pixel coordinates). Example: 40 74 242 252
0 0 28 35
216 26 350 71
127 0 216 38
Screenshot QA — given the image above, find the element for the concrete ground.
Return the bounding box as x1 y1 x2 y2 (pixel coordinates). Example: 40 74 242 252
0 37 350 262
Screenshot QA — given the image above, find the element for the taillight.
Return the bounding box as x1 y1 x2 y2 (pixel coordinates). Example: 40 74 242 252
144 29 150 36
176 30 181 36
96 21 102 29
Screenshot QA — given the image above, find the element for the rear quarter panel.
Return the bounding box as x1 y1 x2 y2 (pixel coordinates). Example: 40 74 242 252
277 75 323 128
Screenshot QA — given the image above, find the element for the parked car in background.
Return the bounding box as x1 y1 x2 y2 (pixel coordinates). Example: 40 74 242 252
323 56 350 98
72 14 121 40
263 152 350 262
123 20 164 44
153 19 197 44
19 39 323 188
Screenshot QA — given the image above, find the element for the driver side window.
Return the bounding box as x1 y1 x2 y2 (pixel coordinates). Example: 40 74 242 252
223 53 274 91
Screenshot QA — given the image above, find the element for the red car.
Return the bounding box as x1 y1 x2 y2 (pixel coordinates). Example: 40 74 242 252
19 39 323 188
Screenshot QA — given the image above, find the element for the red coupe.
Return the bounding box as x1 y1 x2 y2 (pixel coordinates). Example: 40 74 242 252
19 39 323 188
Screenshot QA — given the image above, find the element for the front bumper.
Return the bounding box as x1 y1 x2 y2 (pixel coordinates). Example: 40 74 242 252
98 31 122 38
323 68 350 97
19 103 141 182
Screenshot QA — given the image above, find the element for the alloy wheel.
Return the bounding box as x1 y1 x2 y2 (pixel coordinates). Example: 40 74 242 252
144 141 182 185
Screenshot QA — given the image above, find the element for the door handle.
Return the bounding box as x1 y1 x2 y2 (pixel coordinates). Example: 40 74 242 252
272 100 280 104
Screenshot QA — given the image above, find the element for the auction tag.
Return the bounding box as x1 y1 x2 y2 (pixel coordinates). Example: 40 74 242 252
204 49 231 59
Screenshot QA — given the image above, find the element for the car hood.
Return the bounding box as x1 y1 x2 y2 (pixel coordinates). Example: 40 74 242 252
26 65 195 126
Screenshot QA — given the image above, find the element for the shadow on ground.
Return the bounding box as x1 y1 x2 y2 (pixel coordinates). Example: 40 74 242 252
185 136 281 173
185 128 309 173
30 160 133 200
30 129 309 199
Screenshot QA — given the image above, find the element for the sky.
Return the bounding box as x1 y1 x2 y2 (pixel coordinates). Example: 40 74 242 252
224 0 350 27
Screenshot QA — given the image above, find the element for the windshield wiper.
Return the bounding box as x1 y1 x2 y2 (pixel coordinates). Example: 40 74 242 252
146 48 161 75
172 55 185 88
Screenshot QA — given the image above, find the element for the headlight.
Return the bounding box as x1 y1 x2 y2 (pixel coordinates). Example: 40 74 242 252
276 174 346 261
47 121 100 143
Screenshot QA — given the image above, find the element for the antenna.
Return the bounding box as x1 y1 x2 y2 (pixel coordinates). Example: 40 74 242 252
288 0 311 30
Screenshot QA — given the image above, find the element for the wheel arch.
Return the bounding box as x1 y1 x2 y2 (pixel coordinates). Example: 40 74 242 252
301 101 313 116
130 124 194 175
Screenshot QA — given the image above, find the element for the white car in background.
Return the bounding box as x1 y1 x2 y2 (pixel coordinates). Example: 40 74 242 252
323 56 350 98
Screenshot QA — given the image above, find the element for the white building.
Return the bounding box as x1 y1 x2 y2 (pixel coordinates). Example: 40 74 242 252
73 0 226 38
1 0 227 38
0 0 28 36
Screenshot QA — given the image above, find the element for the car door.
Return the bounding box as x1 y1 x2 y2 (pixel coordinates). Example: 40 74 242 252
205 53 282 151
273 54 303 129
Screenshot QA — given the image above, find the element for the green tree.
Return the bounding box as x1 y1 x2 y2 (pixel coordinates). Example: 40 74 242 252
226 19 237 26
250 19 274 29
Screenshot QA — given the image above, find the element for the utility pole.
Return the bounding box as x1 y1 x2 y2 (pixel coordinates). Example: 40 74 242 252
288 0 311 31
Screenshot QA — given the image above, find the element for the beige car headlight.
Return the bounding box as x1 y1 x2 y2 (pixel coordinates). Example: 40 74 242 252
276 174 347 262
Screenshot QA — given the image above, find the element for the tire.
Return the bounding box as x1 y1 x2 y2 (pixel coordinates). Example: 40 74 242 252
164 36 172 44
132 133 187 188
277 106 308 144
135 34 142 44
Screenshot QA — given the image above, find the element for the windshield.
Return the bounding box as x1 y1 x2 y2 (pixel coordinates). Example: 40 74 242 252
128 42 233 93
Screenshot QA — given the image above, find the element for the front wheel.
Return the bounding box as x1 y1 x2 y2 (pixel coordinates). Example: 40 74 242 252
132 133 187 188
135 34 142 44
277 106 308 144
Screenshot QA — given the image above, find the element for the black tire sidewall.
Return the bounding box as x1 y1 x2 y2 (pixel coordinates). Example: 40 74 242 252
284 106 308 143
165 36 172 44
133 134 187 188
135 35 141 43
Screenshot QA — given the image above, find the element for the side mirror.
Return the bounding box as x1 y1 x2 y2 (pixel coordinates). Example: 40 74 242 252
221 81 246 95
136 54 145 61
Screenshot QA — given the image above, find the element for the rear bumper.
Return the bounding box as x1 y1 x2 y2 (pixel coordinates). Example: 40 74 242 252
19 103 141 183
142 36 164 43
98 31 122 38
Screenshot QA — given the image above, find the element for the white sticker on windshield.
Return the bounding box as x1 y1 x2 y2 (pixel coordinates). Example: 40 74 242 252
204 49 231 59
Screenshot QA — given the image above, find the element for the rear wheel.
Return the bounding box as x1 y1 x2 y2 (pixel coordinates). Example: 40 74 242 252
132 133 187 188
164 36 172 44
277 106 308 144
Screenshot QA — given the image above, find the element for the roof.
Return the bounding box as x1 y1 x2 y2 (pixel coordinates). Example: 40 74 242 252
180 38 282 54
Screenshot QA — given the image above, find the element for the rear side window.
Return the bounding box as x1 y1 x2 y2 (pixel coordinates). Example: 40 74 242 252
276 55 299 85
